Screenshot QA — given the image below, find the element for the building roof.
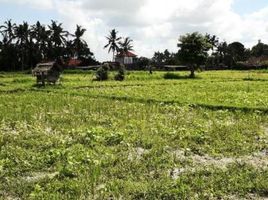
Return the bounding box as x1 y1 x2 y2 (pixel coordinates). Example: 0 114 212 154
32 60 63 74
116 51 137 58
32 62 55 73
245 55 268 66
67 58 82 67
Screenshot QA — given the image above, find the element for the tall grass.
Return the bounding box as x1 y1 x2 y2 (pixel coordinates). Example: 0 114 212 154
0 70 267 199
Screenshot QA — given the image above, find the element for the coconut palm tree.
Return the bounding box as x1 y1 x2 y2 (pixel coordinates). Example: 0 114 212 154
64 40 74 58
31 21 51 60
48 20 69 59
0 20 18 71
73 25 87 58
49 20 68 47
0 20 98 71
119 37 133 54
104 29 121 61
14 22 30 70
0 19 16 44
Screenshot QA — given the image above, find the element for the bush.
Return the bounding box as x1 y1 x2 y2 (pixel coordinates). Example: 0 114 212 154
260 61 268 69
163 72 181 79
95 63 109 81
114 64 125 81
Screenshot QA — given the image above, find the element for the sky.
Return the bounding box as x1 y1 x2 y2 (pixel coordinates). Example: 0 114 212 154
0 0 268 61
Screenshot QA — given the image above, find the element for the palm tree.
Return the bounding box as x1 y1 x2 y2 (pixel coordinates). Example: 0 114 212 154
0 20 18 71
48 20 69 59
73 25 87 58
205 34 219 52
14 21 30 70
119 37 133 55
0 19 16 44
104 29 121 61
65 40 74 58
31 21 51 60
0 20 98 71
217 41 228 64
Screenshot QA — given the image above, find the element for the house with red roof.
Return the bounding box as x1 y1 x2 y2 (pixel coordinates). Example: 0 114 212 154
115 51 137 65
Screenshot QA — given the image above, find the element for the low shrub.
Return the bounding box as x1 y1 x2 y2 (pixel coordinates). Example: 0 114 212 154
114 64 126 81
95 63 109 81
260 61 268 69
163 72 181 79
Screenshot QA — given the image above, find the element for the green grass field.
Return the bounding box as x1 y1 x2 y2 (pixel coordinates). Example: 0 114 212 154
0 70 268 199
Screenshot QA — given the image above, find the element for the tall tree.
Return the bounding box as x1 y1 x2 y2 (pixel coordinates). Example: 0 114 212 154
0 19 18 70
119 37 133 54
251 40 268 57
48 20 69 58
217 42 228 58
227 42 246 66
14 22 30 70
0 19 16 44
104 29 121 61
31 21 51 60
205 33 219 52
178 32 212 77
152 51 165 65
73 25 88 58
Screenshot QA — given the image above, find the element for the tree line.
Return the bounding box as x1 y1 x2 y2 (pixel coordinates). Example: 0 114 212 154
0 19 98 71
151 34 268 69
1 21 268 73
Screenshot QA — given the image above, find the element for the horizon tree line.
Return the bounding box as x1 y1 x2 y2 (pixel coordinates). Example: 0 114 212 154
1 21 268 72
152 34 268 69
165 33 268 77
0 19 98 71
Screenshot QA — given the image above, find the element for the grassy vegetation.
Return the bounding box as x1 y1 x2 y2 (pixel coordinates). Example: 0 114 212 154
0 70 268 199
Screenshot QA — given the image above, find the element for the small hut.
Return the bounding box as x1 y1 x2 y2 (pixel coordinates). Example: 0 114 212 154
32 61 63 85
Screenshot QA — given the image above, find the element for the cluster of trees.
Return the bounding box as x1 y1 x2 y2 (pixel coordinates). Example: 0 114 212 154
0 20 97 71
152 50 178 66
104 29 134 61
151 33 268 71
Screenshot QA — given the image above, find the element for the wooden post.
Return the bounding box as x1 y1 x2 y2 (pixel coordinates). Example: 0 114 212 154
41 72 45 86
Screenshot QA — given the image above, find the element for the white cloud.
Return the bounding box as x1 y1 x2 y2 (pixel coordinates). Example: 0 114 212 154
2 0 268 61
0 0 54 10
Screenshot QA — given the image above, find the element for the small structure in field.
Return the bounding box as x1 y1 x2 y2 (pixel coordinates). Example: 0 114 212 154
32 61 63 85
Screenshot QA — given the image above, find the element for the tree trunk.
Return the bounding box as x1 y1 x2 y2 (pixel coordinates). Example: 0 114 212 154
21 51 24 71
189 65 195 78
41 72 45 86
149 65 153 74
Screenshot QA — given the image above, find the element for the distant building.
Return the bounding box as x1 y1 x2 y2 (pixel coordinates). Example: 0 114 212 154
67 58 82 67
115 51 137 65
245 55 268 67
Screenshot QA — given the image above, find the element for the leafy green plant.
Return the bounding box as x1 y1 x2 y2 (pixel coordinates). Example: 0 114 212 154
114 64 126 81
95 64 109 81
105 132 124 146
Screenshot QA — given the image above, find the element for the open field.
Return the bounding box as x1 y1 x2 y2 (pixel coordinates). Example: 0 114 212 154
0 70 268 199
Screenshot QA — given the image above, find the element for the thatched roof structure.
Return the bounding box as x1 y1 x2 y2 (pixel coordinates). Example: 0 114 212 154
32 62 60 75
32 61 63 85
